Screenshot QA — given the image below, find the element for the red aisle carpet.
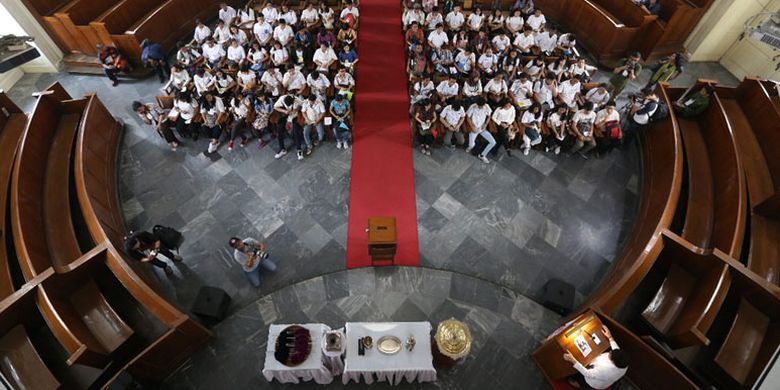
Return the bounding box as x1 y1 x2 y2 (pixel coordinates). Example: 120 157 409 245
346 0 419 268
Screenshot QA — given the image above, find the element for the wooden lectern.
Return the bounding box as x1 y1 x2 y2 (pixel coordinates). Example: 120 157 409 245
367 217 396 265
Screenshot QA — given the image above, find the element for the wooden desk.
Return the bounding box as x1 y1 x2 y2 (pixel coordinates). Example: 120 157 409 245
556 311 611 367
367 217 396 264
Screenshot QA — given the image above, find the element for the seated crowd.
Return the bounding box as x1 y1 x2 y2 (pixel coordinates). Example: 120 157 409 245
133 0 360 161
403 1 628 163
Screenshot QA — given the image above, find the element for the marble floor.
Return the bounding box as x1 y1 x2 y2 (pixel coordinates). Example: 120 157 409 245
4 58 739 389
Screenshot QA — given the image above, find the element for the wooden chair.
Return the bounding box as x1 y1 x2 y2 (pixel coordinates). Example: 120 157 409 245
640 231 731 348
0 325 61 389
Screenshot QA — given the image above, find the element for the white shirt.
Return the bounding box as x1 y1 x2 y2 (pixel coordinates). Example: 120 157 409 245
213 25 231 44
341 6 359 20
301 99 325 123
534 80 557 106
548 113 566 139
467 104 492 131
403 9 425 27
194 72 214 94
514 32 535 51
175 99 198 122
559 80 581 107
280 10 297 25
219 6 237 25
202 44 225 62
462 80 483 97
270 47 287 64
273 25 294 45
261 71 283 95
253 21 273 44
569 63 596 79
307 74 331 95
586 89 611 107
193 25 211 43
232 29 248 46
313 48 337 68
227 45 245 62
597 108 620 124
484 78 507 95
454 51 474 72
262 6 279 24
425 13 443 30
302 8 319 24
492 106 515 125
467 13 484 30
535 32 558 53
572 341 626 390
521 110 541 126
414 80 436 97
506 16 524 31
478 53 497 72
237 70 255 86
170 69 190 89
527 14 546 31
492 35 511 52
440 105 465 127
572 109 597 136
334 72 355 89
283 71 306 91
428 30 449 49
238 9 255 25
274 95 302 112
445 11 465 29
436 81 459 98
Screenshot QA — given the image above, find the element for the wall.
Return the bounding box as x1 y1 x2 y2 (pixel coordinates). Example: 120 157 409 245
685 0 780 80
0 0 62 90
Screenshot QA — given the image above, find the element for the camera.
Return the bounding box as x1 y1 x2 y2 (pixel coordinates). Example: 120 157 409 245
252 248 269 260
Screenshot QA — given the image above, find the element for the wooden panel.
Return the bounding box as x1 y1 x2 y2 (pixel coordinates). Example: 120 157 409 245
127 0 220 56
69 279 133 353
96 0 162 34
53 0 114 25
642 262 696 334
678 116 714 249
715 298 771 384
0 96 27 301
24 0 71 16
740 79 780 191
0 325 61 390
44 110 85 271
584 83 684 313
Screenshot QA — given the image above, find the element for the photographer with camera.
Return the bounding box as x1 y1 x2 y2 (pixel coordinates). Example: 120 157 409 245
229 237 277 288
608 52 643 97
624 88 660 144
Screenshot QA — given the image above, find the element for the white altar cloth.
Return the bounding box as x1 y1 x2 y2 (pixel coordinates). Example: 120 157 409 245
262 323 334 384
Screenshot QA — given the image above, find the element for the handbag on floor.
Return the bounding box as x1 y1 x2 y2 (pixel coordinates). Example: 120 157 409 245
153 225 183 251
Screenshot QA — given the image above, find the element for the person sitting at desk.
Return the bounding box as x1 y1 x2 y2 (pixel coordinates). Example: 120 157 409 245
563 325 629 389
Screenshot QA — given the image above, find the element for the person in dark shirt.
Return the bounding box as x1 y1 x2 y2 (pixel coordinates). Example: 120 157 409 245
140 39 169 83
674 85 713 118
640 0 661 16
123 231 182 276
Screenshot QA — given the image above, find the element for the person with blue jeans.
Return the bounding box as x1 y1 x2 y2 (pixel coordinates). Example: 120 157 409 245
301 94 326 154
465 97 496 164
229 237 277 288
330 93 352 149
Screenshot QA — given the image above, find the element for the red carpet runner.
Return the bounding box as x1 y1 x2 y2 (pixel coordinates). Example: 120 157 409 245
346 0 419 268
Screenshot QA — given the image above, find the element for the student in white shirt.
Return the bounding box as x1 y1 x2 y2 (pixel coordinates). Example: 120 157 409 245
212 21 231 45
270 42 289 67
313 43 337 72
440 101 466 147
557 77 583 109
253 15 273 46
466 97 497 164
557 33 577 56
262 3 279 25
492 31 512 56
568 58 596 82
535 27 558 55
491 99 516 157
173 90 199 139
214 70 235 96
467 7 485 31
279 5 297 27
461 74 483 105
334 67 355 93
436 76 459 102
545 105 569 155
226 39 246 66
247 42 268 73
318 3 335 30
484 73 508 105
445 6 465 31
282 66 306 94
301 94 326 154
526 8 546 32
273 94 304 159
585 84 611 110
427 24 449 49
230 25 248 46
237 64 256 92
513 27 535 54
307 70 331 100
261 67 283 97
169 63 191 92
487 9 505 32
563 325 628 389
509 73 534 109
226 95 253 150
454 48 475 76
594 101 622 154
301 3 320 29
403 4 425 28
193 67 215 97
340 3 360 26
569 101 598 157
237 5 255 28
477 48 498 78
505 9 524 34
193 19 211 45
218 3 237 26
424 9 443 31
273 19 294 46
534 75 558 109
202 39 225 68
521 103 543 155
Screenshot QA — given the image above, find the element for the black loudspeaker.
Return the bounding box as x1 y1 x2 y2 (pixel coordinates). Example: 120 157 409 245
541 279 575 316
191 286 231 326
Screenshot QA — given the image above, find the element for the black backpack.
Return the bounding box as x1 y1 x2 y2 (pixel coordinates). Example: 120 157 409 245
649 100 669 123
153 225 183 251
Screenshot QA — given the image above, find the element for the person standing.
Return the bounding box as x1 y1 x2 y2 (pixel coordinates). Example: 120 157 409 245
124 230 182 276
140 39 169 83
608 52 642 97
229 237 277 288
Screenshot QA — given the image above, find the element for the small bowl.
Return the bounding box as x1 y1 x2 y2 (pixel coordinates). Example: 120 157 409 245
362 336 373 349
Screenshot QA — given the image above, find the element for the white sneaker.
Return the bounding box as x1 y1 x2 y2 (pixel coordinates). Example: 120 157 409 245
336 141 342 149
465 147 473 154
345 142 350 149
523 147 530 156
297 150 304 160
207 142 218 153
555 146 561 155
274 149 287 159
479 155 490 164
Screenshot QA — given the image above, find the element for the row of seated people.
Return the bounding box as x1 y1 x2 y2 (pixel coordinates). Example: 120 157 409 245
133 0 360 159
401 2 637 163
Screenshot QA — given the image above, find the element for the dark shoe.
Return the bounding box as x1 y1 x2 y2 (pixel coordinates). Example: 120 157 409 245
112 80 119 87
164 266 173 276
173 255 183 262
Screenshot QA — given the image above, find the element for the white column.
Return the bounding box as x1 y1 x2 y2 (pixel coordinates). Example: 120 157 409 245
0 0 63 72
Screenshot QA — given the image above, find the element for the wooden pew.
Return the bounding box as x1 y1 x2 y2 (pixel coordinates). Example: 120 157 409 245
716 79 780 289
713 267 780 387
110 0 220 61
531 309 699 389
74 93 211 383
0 285 61 390
583 83 683 313
669 82 747 258
640 231 731 348
11 86 88 277
91 0 161 35
590 0 658 28
37 246 133 368
42 0 116 56
0 92 28 302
